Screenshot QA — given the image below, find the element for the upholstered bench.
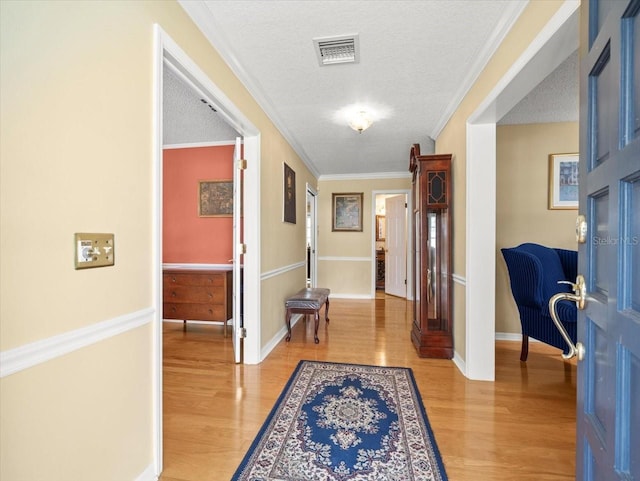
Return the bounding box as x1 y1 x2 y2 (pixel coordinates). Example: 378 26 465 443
285 288 330 344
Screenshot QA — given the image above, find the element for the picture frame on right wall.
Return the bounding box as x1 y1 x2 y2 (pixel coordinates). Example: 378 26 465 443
548 153 579 210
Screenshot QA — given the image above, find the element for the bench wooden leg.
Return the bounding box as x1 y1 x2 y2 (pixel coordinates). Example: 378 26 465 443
285 309 292 342
325 298 330 323
314 310 320 344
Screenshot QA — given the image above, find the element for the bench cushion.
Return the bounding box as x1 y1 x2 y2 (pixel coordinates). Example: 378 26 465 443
285 288 330 310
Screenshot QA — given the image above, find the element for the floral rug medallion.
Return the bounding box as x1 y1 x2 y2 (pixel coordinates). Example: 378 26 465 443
232 361 448 481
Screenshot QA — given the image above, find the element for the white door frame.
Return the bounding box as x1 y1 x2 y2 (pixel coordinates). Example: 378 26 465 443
152 25 262 475
306 183 318 287
371 190 411 299
462 2 579 380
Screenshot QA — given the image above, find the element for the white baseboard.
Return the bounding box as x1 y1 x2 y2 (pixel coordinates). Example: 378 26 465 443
0 307 154 378
452 350 466 377
134 463 157 481
495 332 535 342
329 293 374 299
162 263 232 271
260 313 302 361
452 334 527 380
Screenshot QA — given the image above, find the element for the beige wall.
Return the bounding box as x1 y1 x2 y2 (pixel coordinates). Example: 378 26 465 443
496 122 578 334
0 0 578 476
0 1 313 479
317 177 411 297
434 0 568 362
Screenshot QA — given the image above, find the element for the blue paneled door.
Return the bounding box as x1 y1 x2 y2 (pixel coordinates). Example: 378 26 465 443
578 1 640 479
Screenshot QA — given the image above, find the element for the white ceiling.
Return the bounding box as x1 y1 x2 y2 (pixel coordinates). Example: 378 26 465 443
169 1 577 177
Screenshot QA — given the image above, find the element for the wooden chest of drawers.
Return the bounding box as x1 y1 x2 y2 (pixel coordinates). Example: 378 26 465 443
162 269 232 329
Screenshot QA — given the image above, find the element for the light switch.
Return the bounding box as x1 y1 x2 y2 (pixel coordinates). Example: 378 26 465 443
74 233 115 269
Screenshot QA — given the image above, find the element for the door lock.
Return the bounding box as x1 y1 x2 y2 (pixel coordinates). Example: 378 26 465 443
576 215 588 244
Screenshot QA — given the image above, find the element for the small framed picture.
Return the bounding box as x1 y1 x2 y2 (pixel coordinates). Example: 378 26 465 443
548 153 579 210
283 162 296 224
332 193 363 232
376 215 385 241
199 180 233 217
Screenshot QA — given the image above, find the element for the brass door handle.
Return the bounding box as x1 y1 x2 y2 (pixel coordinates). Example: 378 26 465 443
549 274 586 361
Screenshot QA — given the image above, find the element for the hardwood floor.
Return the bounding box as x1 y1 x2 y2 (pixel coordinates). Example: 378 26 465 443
161 296 576 481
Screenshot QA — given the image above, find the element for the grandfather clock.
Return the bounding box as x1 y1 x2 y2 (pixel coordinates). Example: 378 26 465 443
409 144 453 358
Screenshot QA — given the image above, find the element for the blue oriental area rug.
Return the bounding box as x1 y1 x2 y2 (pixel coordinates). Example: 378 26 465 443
231 360 448 481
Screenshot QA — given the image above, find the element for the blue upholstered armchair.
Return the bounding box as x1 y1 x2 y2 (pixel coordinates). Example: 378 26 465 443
501 243 578 361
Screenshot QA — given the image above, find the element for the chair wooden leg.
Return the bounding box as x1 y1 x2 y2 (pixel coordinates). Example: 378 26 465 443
520 335 529 361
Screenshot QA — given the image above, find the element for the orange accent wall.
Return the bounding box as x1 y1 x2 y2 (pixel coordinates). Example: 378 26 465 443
163 145 234 264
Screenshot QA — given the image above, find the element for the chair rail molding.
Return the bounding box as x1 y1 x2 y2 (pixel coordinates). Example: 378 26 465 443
0 307 154 378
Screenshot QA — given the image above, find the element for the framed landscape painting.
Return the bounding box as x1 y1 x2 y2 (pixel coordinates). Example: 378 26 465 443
332 192 363 232
548 153 579 210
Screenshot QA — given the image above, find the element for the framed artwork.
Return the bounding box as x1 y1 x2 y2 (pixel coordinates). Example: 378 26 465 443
332 192 363 232
548 153 579 210
199 180 233 217
283 162 296 224
376 215 386 241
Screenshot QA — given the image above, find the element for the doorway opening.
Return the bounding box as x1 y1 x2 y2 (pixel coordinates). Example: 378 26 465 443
372 191 410 299
463 3 579 380
306 184 318 288
153 25 261 475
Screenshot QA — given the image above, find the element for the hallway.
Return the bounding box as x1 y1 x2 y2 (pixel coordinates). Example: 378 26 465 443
161 296 576 480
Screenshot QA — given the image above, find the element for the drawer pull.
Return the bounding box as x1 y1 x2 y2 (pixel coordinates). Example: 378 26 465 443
171 276 176 282
171 291 177 297
171 306 176 312
208 293 213 298
208 309 213 314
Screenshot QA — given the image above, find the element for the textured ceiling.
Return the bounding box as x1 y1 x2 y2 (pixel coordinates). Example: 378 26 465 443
500 49 578 125
172 1 577 176
163 65 239 146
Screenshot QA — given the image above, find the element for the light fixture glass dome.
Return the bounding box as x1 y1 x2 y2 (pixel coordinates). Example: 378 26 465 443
348 111 373 133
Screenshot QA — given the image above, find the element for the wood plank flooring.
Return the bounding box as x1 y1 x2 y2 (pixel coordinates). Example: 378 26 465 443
161 295 576 481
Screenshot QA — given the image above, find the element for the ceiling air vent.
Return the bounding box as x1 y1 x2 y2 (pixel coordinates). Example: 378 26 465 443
313 34 359 66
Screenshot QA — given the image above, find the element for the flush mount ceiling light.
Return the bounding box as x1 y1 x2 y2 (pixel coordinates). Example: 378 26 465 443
348 111 373 133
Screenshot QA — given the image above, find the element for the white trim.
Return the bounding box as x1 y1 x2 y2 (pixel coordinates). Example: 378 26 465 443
261 261 306 281
329 293 374 300
452 350 466 377
178 0 320 179
0 308 153 378
163 263 233 271
465 122 497 382
163 140 236 149
452 273 466 286
153 24 263 478
151 25 164 477
261 314 302 359
462 1 579 382
495 332 539 342
319 171 412 181
134 463 157 481
430 0 529 139
319 256 371 262
468 1 579 125
306 183 319 287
